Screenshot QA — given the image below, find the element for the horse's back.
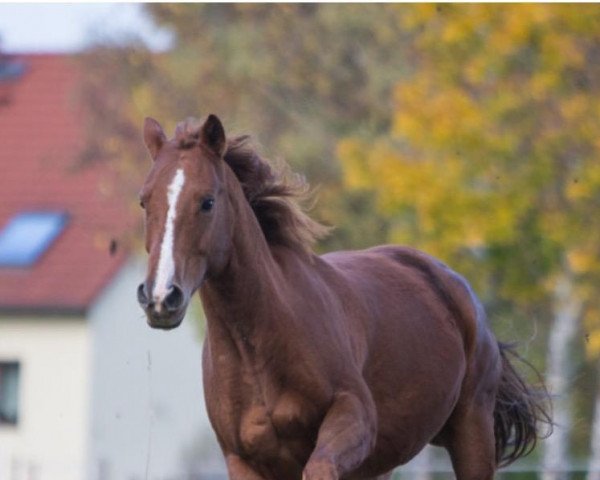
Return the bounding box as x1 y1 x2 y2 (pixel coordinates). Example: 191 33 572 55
321 245 497 473
321 244 480 356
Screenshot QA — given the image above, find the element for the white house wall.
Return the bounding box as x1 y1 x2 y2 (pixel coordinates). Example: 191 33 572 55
87 258 216 480
0 317 91 480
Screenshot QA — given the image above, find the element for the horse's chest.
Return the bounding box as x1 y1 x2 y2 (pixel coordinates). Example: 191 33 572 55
239 391 319 463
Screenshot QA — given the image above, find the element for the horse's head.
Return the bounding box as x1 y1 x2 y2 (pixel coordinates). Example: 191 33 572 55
137 115 232 329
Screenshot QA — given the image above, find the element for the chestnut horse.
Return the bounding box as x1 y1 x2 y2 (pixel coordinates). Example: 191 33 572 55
136 115 550 480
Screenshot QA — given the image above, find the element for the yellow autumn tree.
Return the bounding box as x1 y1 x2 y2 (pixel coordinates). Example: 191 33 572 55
339 4 600 471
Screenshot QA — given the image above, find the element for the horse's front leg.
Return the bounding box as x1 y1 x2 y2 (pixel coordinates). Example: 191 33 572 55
303 390 377 480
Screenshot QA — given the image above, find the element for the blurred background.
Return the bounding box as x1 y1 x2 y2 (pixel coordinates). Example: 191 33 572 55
0 3 599 479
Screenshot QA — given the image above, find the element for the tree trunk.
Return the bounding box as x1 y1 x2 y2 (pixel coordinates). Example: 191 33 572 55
586 362 600 480
542 270 582 480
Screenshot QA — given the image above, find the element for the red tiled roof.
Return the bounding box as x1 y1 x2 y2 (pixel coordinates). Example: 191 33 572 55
0 54 134 314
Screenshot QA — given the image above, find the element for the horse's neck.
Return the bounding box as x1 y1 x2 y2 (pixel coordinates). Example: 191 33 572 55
202 236 286 336
200 177 291 364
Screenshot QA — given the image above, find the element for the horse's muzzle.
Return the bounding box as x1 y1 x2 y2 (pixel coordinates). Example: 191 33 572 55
137 282 187 330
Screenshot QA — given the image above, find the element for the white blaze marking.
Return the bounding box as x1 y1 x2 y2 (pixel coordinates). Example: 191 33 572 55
153 168 185 307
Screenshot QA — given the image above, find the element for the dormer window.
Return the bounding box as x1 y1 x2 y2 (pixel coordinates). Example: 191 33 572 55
0 212 68 267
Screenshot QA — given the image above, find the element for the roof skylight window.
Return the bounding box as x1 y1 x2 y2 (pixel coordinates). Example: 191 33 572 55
0 212 68 267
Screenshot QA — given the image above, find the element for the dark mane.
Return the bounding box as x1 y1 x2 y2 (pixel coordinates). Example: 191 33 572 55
223 135 330 253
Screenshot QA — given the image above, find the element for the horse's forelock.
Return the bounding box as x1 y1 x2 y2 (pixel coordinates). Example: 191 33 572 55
175 117 203 150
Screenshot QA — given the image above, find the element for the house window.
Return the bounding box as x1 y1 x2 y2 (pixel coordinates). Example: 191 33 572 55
0 211 68 267
0 362 20 425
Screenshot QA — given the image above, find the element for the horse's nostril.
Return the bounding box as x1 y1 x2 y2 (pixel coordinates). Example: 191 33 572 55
163 285 184 312
137 283 149 306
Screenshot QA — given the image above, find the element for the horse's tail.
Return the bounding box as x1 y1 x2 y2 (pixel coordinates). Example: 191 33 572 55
494 342 553 467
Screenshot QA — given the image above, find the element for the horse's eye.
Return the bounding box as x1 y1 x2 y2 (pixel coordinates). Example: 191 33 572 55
200 197 215 212
139 200 146 209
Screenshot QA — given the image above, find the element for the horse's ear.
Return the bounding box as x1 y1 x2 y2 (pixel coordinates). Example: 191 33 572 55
143 117 167 160
200 114 226 158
